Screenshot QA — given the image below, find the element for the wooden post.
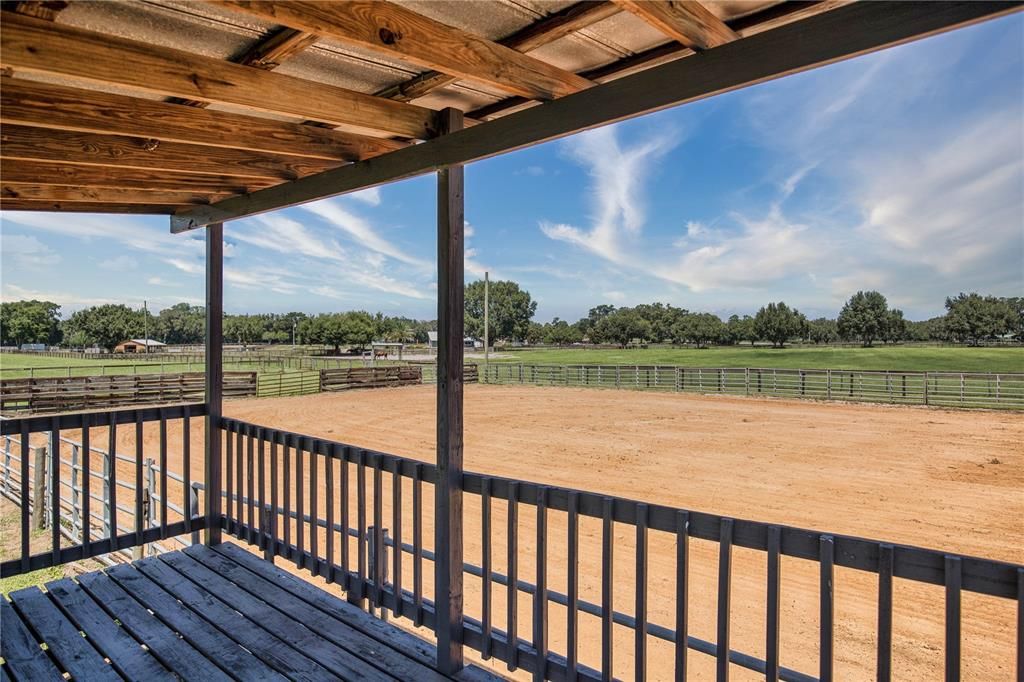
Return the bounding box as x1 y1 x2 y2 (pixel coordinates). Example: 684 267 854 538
435 107 465 675
32 445 47 530
71 445 80 542
205 222 224 545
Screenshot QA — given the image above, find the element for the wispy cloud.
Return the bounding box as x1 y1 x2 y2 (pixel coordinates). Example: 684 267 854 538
1 234 61 268
233 214 347 262
99 255 138 271
301 198 430 270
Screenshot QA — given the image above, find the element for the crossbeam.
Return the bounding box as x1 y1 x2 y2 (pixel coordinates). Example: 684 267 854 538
171 1 1020 231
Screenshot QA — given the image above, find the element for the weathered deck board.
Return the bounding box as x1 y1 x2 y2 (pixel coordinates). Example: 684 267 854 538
44 577 174 680
104 563 287 681
2 546 505 682
7 586 119 681
0 599 63 682
133 556 336 681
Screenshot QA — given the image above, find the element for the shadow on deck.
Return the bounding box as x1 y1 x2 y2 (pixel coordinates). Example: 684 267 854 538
1 543 503 681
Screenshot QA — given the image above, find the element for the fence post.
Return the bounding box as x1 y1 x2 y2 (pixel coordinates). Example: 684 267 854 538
959 373 965 405
924 373 930 406
3 436 11 495
260 506 273 562
32 445 48 530
71 444 81 543
826 369 832 400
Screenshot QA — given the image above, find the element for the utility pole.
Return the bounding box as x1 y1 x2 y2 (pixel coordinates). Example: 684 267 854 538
292 319 297 347
143 300 148 354
484 271 489 367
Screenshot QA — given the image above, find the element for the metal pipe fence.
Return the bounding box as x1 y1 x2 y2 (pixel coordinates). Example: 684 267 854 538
219 417 1023 682
479 364 1024 409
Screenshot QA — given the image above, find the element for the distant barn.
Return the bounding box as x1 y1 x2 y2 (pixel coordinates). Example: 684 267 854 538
113 338 166 354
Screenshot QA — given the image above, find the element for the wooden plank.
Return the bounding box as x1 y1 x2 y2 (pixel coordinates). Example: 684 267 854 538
161 550 395 682
205 223 223 545
171 1 1020 230
214 542 440 668
2 162 277 193
0 12 438 139
0 125 342 180
77 571 232 681
216 1 593 100
435 106 465 676
10 1 68 21
378 1 619 102
188 545 450 682
8 586 120 681
133 557 334 681
1 184 227 205
612 0 739 49
105 564 286 681
1 78 405 161
0 598 63 681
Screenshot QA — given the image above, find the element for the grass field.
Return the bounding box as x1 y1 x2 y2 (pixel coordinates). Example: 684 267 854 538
491 345 1024 373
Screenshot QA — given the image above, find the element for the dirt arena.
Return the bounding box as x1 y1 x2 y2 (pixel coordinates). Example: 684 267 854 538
44 384 1023 680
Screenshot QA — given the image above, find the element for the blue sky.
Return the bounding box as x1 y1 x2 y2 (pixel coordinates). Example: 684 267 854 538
2 15 1022 322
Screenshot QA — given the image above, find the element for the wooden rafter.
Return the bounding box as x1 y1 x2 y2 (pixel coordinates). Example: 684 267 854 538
470 0 846 121
0 200 181 214
213 1 594 100
173 27 319 107
377 1 621 103
1 162 277 194
0 12 439 139
1 79 405 162
8 1 66 21
0 125 343 180
0 185 228 205
612 1 739 49
172 1 1021 231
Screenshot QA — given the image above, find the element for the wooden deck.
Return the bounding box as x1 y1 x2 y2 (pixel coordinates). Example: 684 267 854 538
1 543 503 681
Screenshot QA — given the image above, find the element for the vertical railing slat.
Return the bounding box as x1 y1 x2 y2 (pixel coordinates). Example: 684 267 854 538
373 454 383 608
270 434 279 559
107 419 117 549
50 417 61 563
945 555 961 682
357 449 367 604
391 458 403 617
283 438 291 558
310 438 320 577
717 517 734 682
413 462 424 627
295 435 305 569
235 429 243 539
820 535 834 682
325 445 335 583
257 431 267 555
246 426 255 545
80 415 91 557
20 421 30 572
159 409 168 538
507 481 520 672
225 422 234 536
340 446 350 591
534 486 549 682
675 510 690 682
182 413 191 536
134 412 144 551
635 503 648 682
482 477 493 659
766 525 781 681
567 491 580 680
601 496 614 681
877 543 894 682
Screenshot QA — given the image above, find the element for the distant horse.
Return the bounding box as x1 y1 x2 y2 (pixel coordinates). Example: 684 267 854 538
373 349 389 360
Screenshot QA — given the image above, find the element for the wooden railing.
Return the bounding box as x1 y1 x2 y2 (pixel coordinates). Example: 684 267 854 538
216 417 1023 681
0 405 208 577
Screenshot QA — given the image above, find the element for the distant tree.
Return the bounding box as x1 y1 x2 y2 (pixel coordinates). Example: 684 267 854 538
223 314 264 346
154 303 205 345
672 312 725 348
633 303 686 343
543 318 582 346
882 309 907 344
753 302 802 348
943 293 1016 345
1002 296 1024 341
837 291 890 347
0 300 62 347
63 304 144 351
807 318 838 344
726 314 757 346
465 279 537 342
591 308 651 346
524 321 544 345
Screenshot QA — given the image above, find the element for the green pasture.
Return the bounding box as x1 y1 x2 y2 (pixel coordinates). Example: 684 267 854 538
488 345 1024 374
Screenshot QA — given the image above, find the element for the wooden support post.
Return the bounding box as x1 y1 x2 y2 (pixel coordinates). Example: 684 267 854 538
32 445 46 530
205 222 224 545
435 107 465 675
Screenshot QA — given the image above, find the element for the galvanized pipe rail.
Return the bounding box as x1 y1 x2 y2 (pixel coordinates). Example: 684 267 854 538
218 417 1024 682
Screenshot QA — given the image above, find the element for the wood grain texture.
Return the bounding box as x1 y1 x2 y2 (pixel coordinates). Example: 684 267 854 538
612 0 739 49
1 78 404 161
0 12 438 139
0 200 182 213
0 184 222 205
1 125 342 180
215 0 594 100
172 1 1021 230
0 162 278 193
377 1 620 102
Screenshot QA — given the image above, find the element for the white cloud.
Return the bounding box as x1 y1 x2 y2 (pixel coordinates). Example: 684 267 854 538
99 255 138 271
233 213 346 262
349 187 382 206
165 258 203 275
301 198 430 270
602 290 626 302
1 234 61 267
147 276 180 287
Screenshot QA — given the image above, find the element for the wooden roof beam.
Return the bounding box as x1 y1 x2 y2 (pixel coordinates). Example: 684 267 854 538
0 12 439 139
1 200 181 214
377 1 621 103
0 125 344 180
1 78 405 162
612 1 738 50
212 1 594 100
8 1 66 21
1 185 228 205
172 1 1021 231
1 162 277 194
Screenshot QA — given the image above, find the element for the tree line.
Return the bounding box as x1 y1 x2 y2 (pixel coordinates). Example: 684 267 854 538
1 285 1020 351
